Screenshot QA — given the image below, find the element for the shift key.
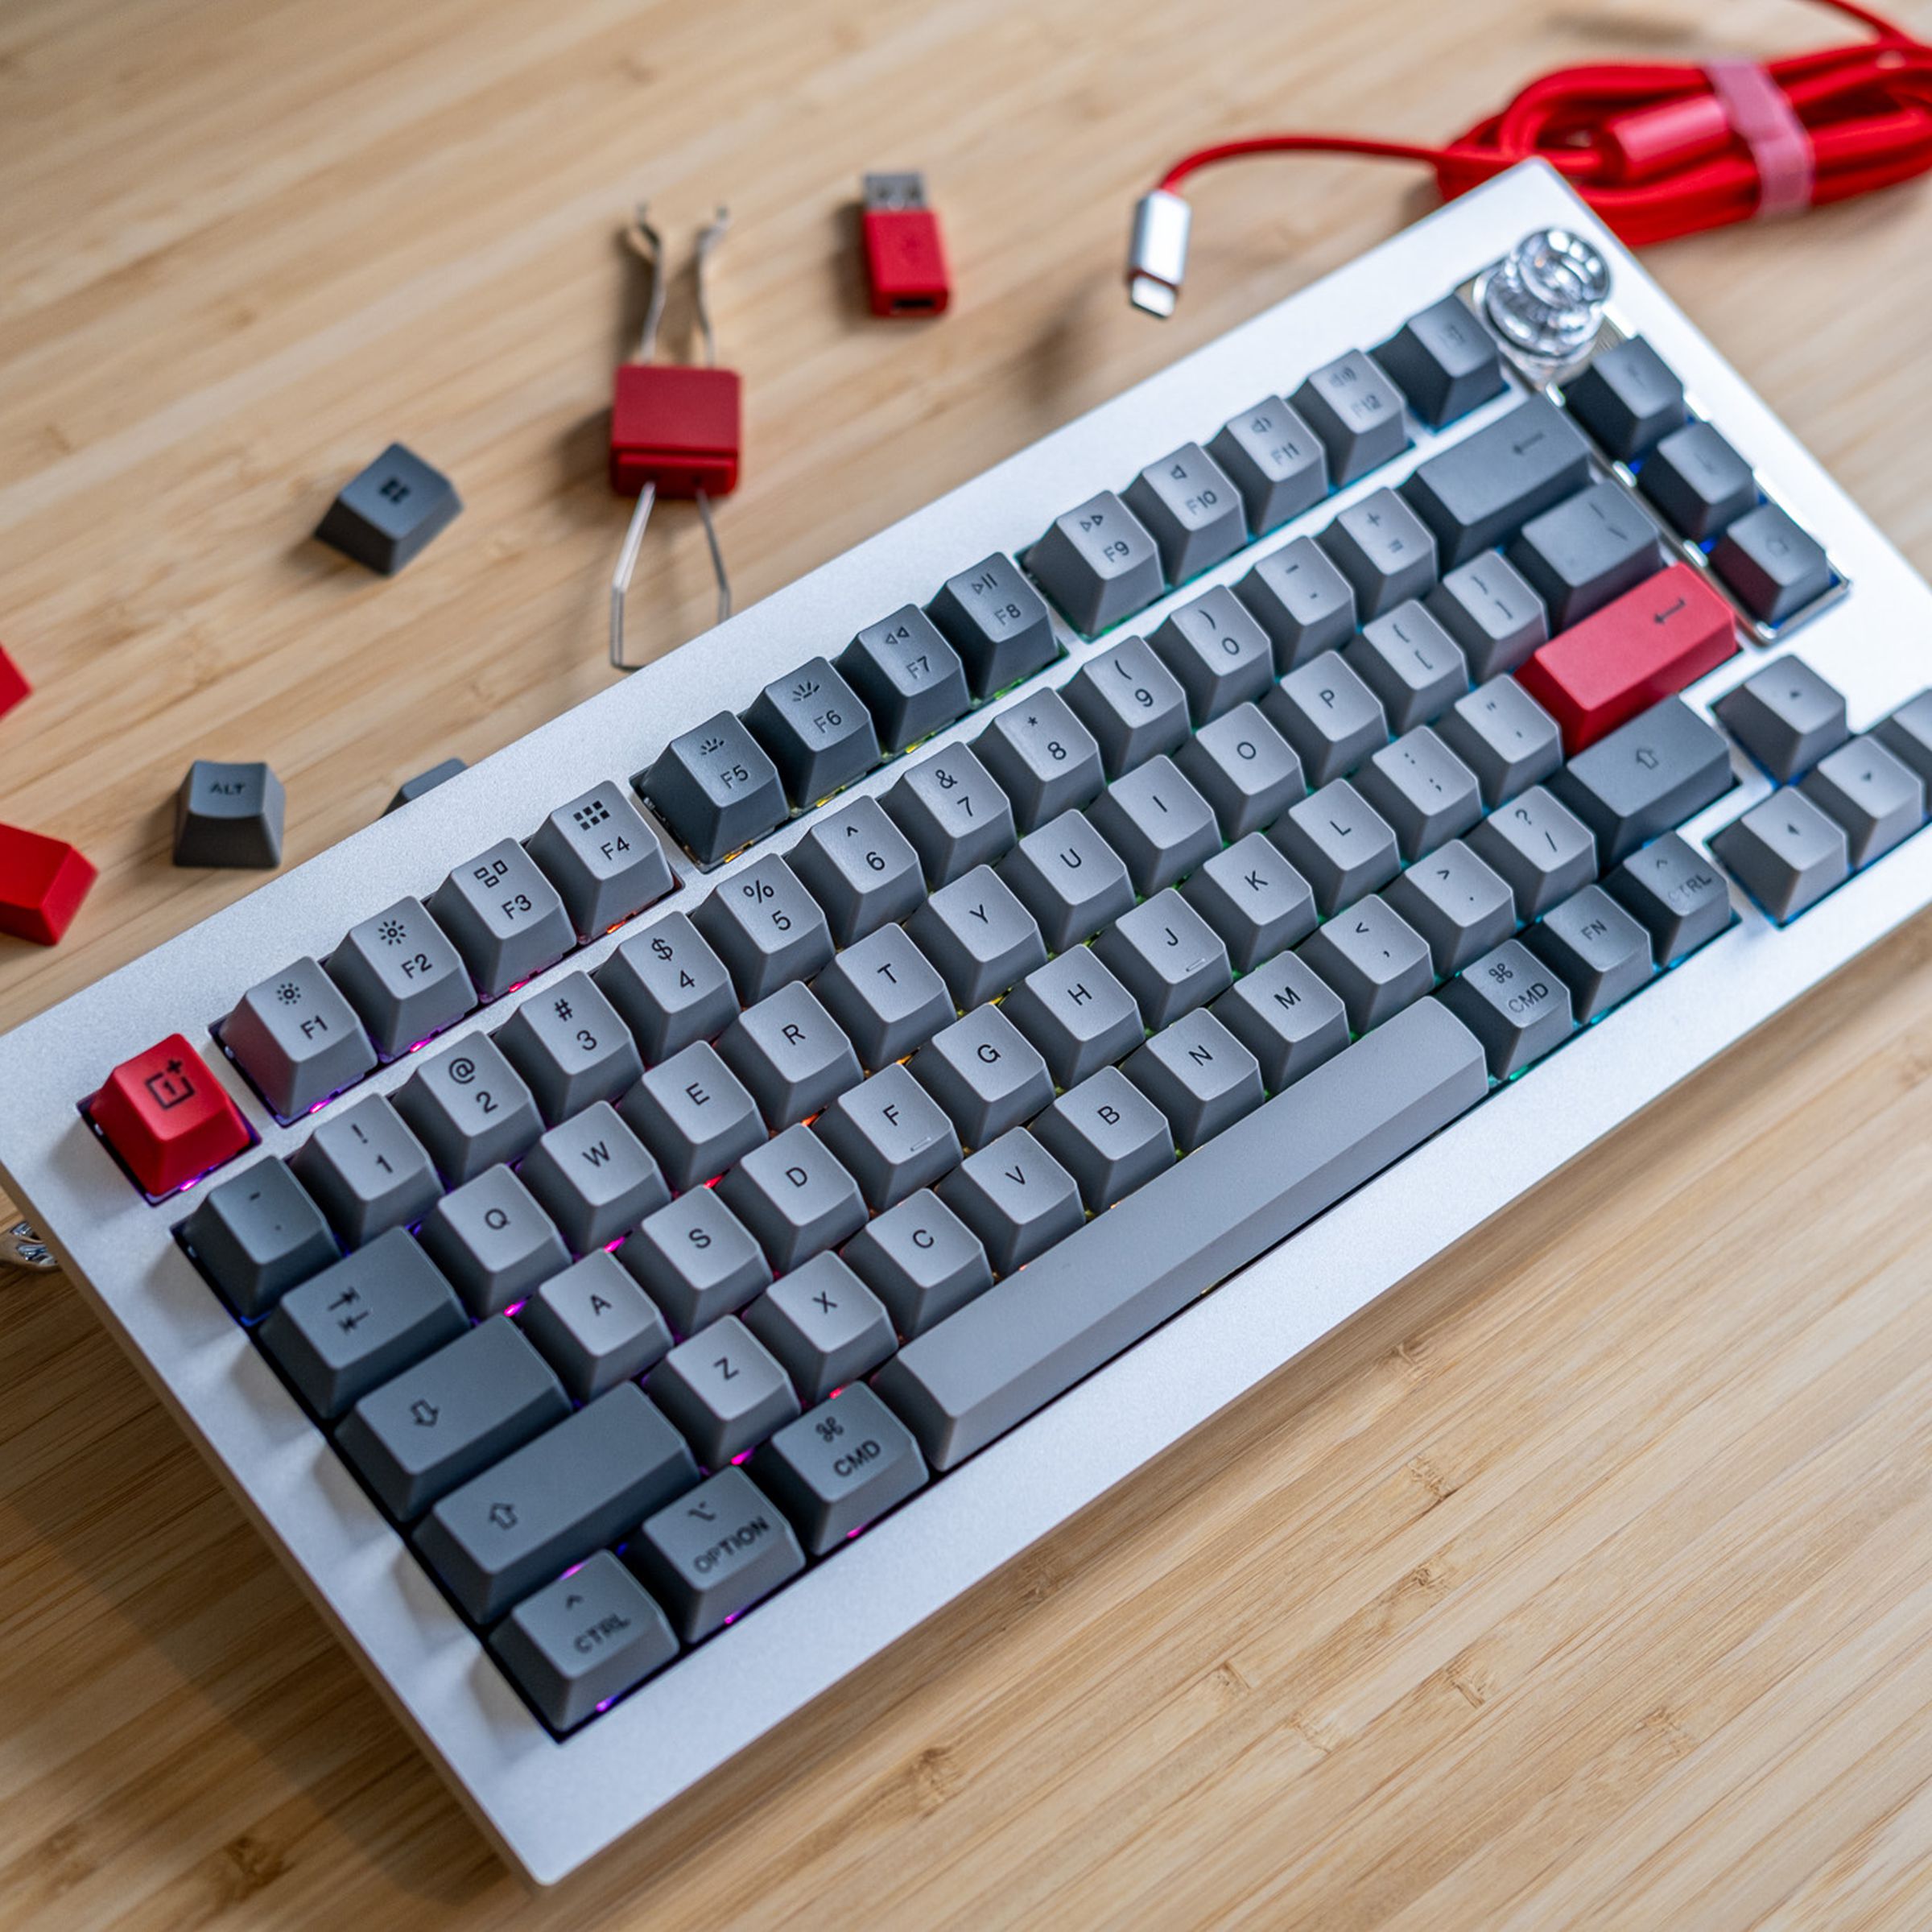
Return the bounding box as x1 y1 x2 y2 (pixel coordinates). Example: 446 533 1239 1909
1552 697 1733 867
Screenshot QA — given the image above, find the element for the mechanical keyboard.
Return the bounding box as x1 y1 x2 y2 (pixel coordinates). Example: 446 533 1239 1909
6 161 1932 1885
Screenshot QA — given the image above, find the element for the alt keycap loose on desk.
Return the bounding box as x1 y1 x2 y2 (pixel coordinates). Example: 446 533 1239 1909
172 760 285 869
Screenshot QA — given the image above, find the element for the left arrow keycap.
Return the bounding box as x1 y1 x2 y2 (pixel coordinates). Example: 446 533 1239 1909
89 1034 253 1197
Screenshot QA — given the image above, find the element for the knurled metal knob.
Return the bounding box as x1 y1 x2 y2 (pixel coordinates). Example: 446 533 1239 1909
1484 227 1611 362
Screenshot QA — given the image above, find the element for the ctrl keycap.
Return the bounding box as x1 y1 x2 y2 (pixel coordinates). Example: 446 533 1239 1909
629 1466 805 1643
0 822 96 945
91 1035 252 1199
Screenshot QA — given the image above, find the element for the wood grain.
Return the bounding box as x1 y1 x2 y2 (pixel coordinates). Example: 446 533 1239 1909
4 0 1932 1922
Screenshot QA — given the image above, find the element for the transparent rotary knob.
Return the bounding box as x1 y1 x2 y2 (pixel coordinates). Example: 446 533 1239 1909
1484 228 1611 362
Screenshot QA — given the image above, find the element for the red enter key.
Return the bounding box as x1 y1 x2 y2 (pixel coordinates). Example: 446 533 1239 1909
89 1035 253 1197
1517 563 1737 753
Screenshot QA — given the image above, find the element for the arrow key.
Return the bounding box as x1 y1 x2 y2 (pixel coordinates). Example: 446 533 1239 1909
1711 788 1851 923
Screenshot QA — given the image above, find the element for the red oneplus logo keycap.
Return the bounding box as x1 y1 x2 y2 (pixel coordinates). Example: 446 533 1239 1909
89 1035 252 1197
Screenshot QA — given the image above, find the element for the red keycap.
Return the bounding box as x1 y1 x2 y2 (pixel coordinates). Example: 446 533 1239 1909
89 1035 253 1198
0 823 97 944
1517 563 1737 753
0 645 27 722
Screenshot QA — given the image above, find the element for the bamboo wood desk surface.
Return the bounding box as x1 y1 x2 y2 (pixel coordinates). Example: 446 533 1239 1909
4 0 1932 1923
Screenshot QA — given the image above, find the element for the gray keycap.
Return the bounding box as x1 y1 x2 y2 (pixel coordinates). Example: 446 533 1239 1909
998 810 1136 954
1291 349 1407 485
876 998 1486 1469
1264 651 1389 787
419 1165 570 1317
1798 735 1925 867
1062 635 1191 778
1174 703 1304 840
489 1550 679 1732
1523 884 1654 1020
1373 294 1504 426
744 1253 897 1403
630 1467 805 1643
811 923 954 1069
325 895 475 1059
1002 947 1146 1088
1298 894 1435 1033
593 912 737 1062
908 866 1047 1009
1318 488 1439 619
1346 602 1468 735
258 1228 465 1419
172 758 284 869
752 1384 929 1555
835 605 972 754
394 1034 543 1184
526 781 675 939
843 1190 992 1337
1271 779 1401 917
786 795 925 945
518 1102 670 1253
415 1383 697 1624
495 972 642 1123
518 1250 674 1400
223 956 378 1119
1562 336 1686 460
385 758 466 814
1606 832 1732 964
937 1129 1084 1274
717 1125 867 1273
975 689 1105 831
1468 783 1600 919
1124 1009 1264 1152
1088 754 1220 895
1508 481 1665 630
1027 490 1165 635
1710 788 1850 923
1093 890 1232 1030
179 1158 337 1318
1715 657 1848 782
1206 395 1327 535
1439 676 1563 806
1438 939 1575 1078
742 655 880 806
1426 554 1550 681
925 552 1058 698
910 1004 1055 1148
1150 584 1276 724
290 1094 440 1248
692 853 835 1004
1236 536 1357 671
648 1316 801 1467
620 1188 770 1335
638 712 787 866
1384 837 1517 976
1552 698 1733 866
336 1315 569 1521
1875 691 1932 789
716 983 861 1131
1181 832 1317 971
1637 420 1757 540
883 742 1018 886
1032 1066 1174 1209
1210 950 1348 1089
427 839 576 1001
1400 395 1591 569
1355 727 1482 861
1123 442 1247 581
814 1063 962 1209
617 1041 766 1191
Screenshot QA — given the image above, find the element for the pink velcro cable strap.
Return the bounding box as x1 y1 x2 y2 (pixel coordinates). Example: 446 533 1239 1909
1706 57 1815 217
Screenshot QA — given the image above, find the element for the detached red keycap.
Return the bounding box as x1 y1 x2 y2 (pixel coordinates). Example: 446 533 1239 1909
1517 562 1737 753
0 823 97 944
90 1035 252 1197
0 645 27 722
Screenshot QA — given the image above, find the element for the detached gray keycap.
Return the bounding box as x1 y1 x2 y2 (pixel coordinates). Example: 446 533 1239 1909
1637 420 1757 541
835 605 972 754
1183 833 1317 972
618 1041 765 1191
717 1125 867 1273
1799 736 1926 867
1439 676 1563 806
638 712 788 866
1272 780 1401 917
911 1005 1054 1148
753 1384 929 1555
813 1063 962 1210
518 1102 670 1253
1298 894 1435 1034
384 758 465 814
1469 782 1599 919
1027 490 1165 635
1713 503 1834 625
1176 704 1304 840
1088 754 1220 895
325 895 475 1059
1711 788 1850 923
883 742 1018 886
1002 947 1146 1089
1509 480 1665 630
258 1228 466 1419
1715 657 1849 782
692 853 834 1004
1123 442 1247 580
812 923 954 1069
489 1550 679 1732
1265 652 1389 787
427 839 576 1001
1206 395 1327 534
1150 585 1275 724
1291 349 1407 485
1211 950 1349 1089
1346 602 1468 735
1400 396 1591 570
999 811 1136 954
180 1158 337 1317
290 1094 440 1248
1426 553 1550 681
1552 698 1733 866
908 866 1046 1009
394 1034 543 1184
975 689 1105 830
593 912 737 1062
526 782 674 939
630 1468 804 1643
1524 884 1654 1020
876 999 1487 1469
1318 488 1438 620
786 795 925 945
1063 635 1191 778
937 1129 1084 1274
1236 536 1357 671
172 758 285 869
1438 939 1575 1078
418 1165 569 1316
744 1253 897 1402
1561 336 1686 459
495 972 642 1124
1033 1066 1174 1209
742 656 881 805
518 1250 674 1400
414 1383 697 1624
925 552 1058 697
1093 890 1232 1030
1373 294 1504 425
1874 691 1932 789
620 1188 770 1335
716 981 861 1129
336 1315 569 1521
1607 832 1732 964
843 1190 992 1337
223 957 378 1119
1124 1009 1264 1152
648 1316 801 1467
1385 837 1518 975
1355 727 1482 861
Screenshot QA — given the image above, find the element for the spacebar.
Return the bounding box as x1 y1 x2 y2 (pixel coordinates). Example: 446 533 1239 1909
873 999 1488 1470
